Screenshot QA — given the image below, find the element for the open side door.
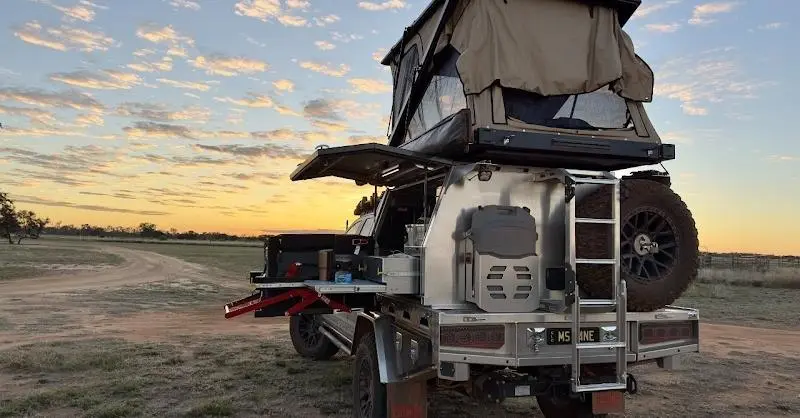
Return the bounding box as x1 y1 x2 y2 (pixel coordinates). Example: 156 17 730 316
290 143 453 187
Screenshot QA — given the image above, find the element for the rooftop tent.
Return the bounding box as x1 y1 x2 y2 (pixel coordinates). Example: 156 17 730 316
381 0 672 171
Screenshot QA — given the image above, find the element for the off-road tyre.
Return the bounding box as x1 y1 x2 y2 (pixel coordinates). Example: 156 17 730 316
289 314 340 360
536 394 607 418
575 178 700 312
352 331 387 418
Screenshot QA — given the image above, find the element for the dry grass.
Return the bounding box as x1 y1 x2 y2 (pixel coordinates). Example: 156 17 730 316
0 243 124 280
696 266 800 289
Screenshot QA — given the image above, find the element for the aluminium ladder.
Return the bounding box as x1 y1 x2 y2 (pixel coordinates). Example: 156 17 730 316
563 170 628 393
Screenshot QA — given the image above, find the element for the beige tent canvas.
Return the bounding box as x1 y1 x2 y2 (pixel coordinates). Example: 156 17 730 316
379 0 671 172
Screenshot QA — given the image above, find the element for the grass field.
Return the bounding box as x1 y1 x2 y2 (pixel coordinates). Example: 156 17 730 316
0 239 798 418
0 243 125 281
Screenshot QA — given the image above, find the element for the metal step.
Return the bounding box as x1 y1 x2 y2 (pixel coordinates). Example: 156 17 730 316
579 299 617 307
569 177 618 186
575 258 617 265
576 342 626 350
572 382 628 393
575 218 615 224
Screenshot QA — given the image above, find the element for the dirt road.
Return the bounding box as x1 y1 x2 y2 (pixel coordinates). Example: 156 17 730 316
0 244 283 350
0 245 211 296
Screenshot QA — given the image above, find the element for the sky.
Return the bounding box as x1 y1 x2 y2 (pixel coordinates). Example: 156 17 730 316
0 0 798 256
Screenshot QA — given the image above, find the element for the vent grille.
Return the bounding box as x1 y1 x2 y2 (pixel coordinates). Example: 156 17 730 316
484 265 534 300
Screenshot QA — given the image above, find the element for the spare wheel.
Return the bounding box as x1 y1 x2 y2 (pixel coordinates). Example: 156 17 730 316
575 178 700 312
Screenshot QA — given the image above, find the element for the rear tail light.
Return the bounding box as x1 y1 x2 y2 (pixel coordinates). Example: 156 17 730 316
440 325 505 349
639 321 695 345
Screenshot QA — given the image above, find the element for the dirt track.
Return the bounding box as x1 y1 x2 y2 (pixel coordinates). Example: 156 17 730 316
0 244 284 350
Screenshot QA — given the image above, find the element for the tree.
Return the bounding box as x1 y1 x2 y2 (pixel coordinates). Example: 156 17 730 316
0 192 19 244
13 210 49 244
0 192 48 244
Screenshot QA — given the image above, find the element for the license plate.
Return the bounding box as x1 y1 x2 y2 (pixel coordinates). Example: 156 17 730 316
546 327 601 345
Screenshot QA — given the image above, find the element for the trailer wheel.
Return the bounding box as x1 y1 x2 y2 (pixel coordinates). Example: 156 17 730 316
289 314 340 360
536 394 607 418
352 331 386 418
576 179 700 312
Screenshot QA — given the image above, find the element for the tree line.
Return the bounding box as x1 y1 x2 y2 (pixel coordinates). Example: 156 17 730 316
2 191 267 244
46 221 265 242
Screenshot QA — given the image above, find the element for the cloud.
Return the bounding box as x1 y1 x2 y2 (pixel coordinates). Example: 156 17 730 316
251 129 334 143
234 0 280 21
234 0 314 27
303 99 342 121
157 78 212 91
357 0 408 11
286 0 309 9
299 61 350 77
645 23 681 33
49 69 142 90
215 93 274 108
194 143 307 160
116 102 211 123
133 48 156 57
348 78 391 94
310 119 349 132
331 32 363 43
244 36 266 48
631 0 682 19
315 41 336 51
75 113 105 127
769 155 797 162
314 15 340 26
123 121 196 139
189 54 268 76
136 24 195 46
0 104 57 125
12 194 170 216
680 103 708 116
756 22 785 31
167 46 188 57
214 93 301 116
13 21 116 52
0 145 121 182
0 87 104 112
689 2 740 25
349 135 384 144
653 49 774 116
0 125 86 138
302 98 381 123
277 15 308 27
372 48 388 63
273 79 295 92
168 0 201 10
128 56 174 73
53 2 97 22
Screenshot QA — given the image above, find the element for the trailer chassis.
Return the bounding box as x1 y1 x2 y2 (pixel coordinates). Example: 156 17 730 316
226 280 699 417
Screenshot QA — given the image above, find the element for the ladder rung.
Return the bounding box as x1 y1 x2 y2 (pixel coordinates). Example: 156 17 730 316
576 342 626 350
569 178 618 185
575 258 617 265
575 218 615 224
573 382 627 393
579 299 617 307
